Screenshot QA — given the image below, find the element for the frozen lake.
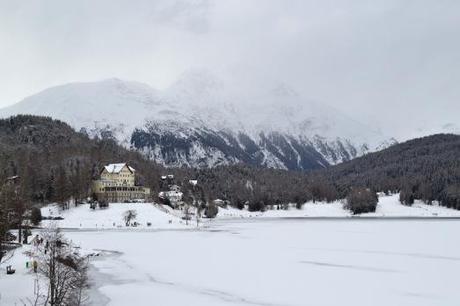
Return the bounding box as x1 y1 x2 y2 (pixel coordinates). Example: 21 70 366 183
66 219 460 306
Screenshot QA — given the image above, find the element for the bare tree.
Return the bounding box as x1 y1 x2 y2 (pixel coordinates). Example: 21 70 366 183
344 188 379 215
196 206 202 227
23 274 44 306
0 205 11 265
35 226 89 306
67 256 89 306
183 204 191 225
0 247 14 269
123 210 137 226
0 180 16 265
0 177 26 244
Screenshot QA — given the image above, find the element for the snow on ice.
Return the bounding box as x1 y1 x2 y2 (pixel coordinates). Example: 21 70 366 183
2 194 460 305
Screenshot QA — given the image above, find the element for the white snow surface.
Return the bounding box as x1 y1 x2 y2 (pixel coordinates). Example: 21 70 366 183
217 194 460 219
3 195 460 305
38 195 460 231
0 243 37 304
40 203 188 230
85 220 460 306
3 219 460 305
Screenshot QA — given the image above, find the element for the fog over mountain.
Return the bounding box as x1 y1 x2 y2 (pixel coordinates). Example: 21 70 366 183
0 71 397 170
1 1 459 140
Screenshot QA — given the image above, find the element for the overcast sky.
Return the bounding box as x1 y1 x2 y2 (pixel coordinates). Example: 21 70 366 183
1 0 459 139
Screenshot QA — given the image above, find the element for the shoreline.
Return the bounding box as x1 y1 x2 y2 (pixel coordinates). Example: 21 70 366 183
86 249 126 306
34 216 460 232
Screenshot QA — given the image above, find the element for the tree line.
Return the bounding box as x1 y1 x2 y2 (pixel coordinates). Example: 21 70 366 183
0 115 459 222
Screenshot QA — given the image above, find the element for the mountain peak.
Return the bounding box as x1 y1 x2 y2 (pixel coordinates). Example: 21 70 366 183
167 69 225 102
0 75 395 170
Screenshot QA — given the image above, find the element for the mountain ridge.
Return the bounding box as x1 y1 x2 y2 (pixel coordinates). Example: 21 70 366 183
0 72 396 170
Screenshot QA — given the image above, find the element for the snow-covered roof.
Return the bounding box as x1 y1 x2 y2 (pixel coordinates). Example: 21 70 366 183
104 163 135 174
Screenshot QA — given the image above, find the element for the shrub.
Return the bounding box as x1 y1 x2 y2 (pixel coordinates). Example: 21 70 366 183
235 200 245 210
440 184 460 209
205 202 218 218
30 207 42 226
399 189 415 206
344 188 378 215
99 200 109 208
248 200 266 212
295 201 304 210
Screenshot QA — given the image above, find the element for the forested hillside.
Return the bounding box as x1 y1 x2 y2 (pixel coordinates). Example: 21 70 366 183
313 134 460 207
0 116 459 211
0 115 164 204
174 134 460 210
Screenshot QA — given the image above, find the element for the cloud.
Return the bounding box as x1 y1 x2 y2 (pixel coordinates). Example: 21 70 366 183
149 0 211 33
0 0 459 139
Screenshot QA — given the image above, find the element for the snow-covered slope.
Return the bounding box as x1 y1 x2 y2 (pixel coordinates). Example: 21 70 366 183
0 78 174 146
411 122 460 141
216 194 460 219
40 202 187 229
0 71 395 170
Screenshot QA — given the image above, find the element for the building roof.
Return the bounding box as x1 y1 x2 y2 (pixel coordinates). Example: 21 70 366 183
103 163 135 174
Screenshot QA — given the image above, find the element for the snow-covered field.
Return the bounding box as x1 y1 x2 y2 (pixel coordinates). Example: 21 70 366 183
217 194 460 219
2 219 460 305
40 202 188 229
2 195 460 305
39 195 460 231
0 243 37 305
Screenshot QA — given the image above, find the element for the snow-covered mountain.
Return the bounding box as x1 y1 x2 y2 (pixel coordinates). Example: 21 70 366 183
0 71 395 170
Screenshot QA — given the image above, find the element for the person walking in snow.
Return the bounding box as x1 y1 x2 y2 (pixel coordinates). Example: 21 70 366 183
33 260 38 273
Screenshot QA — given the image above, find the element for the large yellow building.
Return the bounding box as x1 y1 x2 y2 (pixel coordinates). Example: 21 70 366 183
92 163 150 203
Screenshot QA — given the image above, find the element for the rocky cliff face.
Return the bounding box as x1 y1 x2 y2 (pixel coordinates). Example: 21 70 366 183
130 123 366 170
